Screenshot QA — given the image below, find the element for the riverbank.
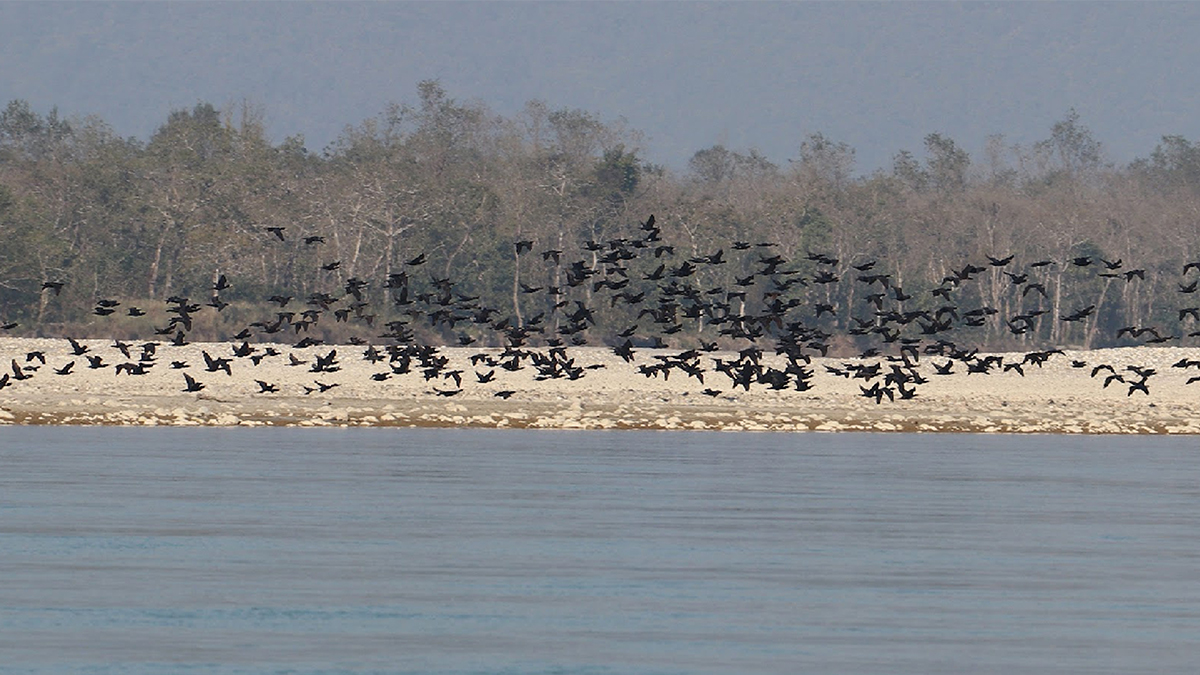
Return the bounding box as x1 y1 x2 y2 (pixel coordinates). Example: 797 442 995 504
2 337 1198 433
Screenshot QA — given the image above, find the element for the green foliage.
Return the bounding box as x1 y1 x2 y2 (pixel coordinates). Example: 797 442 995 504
689 145 777 184
0 99 72 161
1132 135 1200 193
148 102 231 166
891 150 927 191
923 133 969 193
589 145 640 203
1036 108 1103 180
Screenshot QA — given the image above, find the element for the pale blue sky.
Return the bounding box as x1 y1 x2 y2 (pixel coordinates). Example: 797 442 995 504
2 1 1198 172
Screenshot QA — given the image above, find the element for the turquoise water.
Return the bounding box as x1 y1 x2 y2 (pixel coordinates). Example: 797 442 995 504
1 428 1198 674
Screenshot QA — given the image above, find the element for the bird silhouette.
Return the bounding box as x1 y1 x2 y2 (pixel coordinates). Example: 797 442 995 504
182 373 205 392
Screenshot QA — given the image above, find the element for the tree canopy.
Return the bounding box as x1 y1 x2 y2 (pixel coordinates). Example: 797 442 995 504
4 85 1200 352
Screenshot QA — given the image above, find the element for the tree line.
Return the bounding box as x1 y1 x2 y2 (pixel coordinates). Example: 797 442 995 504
4 82 1200 351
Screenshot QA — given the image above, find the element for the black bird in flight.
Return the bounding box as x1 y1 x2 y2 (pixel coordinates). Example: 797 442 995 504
202 351 233 376
1023 283 1048 298
1060 305 1096 322
10 359 30 381
182 373 205 392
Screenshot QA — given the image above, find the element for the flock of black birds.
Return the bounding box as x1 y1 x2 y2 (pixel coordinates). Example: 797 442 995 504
5 214 1200 403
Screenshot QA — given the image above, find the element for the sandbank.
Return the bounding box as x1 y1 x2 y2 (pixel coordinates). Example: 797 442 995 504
1 337 1198 433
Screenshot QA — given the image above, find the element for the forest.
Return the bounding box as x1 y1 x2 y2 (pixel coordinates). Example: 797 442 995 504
4 81 1200 353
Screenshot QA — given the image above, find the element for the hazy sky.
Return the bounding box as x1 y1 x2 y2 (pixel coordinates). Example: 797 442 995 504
2 1 1199 172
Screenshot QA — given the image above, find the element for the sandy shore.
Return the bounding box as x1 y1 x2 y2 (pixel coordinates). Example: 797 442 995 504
2 336 1199 433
